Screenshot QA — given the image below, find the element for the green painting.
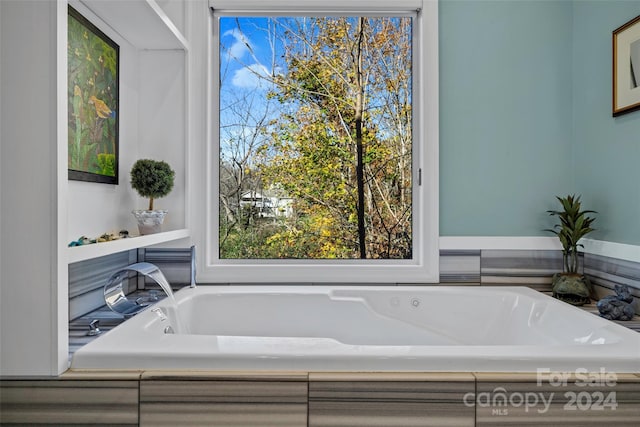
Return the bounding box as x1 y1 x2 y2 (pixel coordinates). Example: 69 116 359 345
68 6 119 184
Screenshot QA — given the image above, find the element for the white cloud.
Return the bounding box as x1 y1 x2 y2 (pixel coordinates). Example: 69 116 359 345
223 28 252 61
232 63 271 89
221 28 282 89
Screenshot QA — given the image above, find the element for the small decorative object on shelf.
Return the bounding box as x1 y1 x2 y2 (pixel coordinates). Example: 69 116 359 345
130 159 175 235
68 236 96 247
597 284 636 321
69 229 131 247
545 194 597 306
97 232 119 242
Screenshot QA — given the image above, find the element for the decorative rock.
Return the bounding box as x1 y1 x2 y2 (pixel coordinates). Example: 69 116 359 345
551 273 592 306
597 284 636 321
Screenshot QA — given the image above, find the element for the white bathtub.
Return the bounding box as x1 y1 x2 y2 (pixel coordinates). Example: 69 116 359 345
70 286 640 372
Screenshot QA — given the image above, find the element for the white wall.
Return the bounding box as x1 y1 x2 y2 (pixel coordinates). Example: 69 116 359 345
66 2 141 240
138 50 187 232
157 0 186 35
1 0 68 376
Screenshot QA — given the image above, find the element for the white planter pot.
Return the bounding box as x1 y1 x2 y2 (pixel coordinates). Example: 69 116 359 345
132 210 168 235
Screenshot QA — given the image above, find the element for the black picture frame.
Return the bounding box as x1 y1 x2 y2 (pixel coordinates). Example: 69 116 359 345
68 6 119 184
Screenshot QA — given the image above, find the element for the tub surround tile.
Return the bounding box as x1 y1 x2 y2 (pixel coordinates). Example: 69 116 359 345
69 250 137 320
604 374 640 382
439 250 481 284
141 403 307 426
473 373 543 382
308 375 475 427
140 379 308 426
585 253 640 291
589 275 640 300
474 377 640 426
474 373 640 382
140 379 308 402
309 401 473 427
138 247 196 287
480 250 563 291
0 379 139 425
68 251 135 298
476 405 640 426
61 370 143 380
3 373 637 426
141 371 309 381
309 372 475 382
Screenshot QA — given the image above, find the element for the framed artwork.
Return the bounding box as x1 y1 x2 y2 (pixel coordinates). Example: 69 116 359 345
613 14 640 116
68 6 119 184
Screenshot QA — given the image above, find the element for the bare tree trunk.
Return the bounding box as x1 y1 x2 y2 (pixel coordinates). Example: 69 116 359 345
355 17 366 258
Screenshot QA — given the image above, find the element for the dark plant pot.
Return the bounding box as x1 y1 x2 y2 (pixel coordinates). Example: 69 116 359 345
551 273 592 306
132 210 167 235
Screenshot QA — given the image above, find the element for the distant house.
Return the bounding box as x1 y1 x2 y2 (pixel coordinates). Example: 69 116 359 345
240 191 293 218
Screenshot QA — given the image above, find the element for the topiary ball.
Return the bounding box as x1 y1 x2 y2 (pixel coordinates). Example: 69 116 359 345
130 159 175 199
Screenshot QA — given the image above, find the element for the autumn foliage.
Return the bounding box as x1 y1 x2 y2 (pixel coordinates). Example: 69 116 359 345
219 17 413 259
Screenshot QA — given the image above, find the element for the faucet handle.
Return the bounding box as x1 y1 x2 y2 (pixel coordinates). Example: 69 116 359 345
87 319 101 336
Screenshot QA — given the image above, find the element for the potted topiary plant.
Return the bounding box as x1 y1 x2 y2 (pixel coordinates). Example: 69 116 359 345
545 194 596 305
130 159 175 235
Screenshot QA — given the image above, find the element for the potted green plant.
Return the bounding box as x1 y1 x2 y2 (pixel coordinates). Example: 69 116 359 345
545 194 596 305
130 159 175 235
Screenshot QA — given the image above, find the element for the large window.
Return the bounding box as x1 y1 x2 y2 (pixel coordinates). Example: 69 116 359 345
219 15 413 260
204 0 438 283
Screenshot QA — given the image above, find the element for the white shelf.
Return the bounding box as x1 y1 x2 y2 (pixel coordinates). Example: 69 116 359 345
79 0 189 50
68 228 190 264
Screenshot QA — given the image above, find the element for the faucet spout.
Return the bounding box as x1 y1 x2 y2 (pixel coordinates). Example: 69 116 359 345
104 262 174 316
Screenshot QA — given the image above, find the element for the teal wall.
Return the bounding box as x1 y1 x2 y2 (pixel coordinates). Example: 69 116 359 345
440 0 640 246
439 0 575 237
572 0 640 245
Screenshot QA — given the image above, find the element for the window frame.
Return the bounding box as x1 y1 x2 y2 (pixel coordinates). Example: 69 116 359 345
198 0 438 283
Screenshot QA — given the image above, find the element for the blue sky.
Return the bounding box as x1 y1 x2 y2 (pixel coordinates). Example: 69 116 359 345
220 17 280 90
217 16 413 160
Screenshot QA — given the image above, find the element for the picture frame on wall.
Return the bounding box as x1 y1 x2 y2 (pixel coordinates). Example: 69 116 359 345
613 14 640 116
68 6 119 184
